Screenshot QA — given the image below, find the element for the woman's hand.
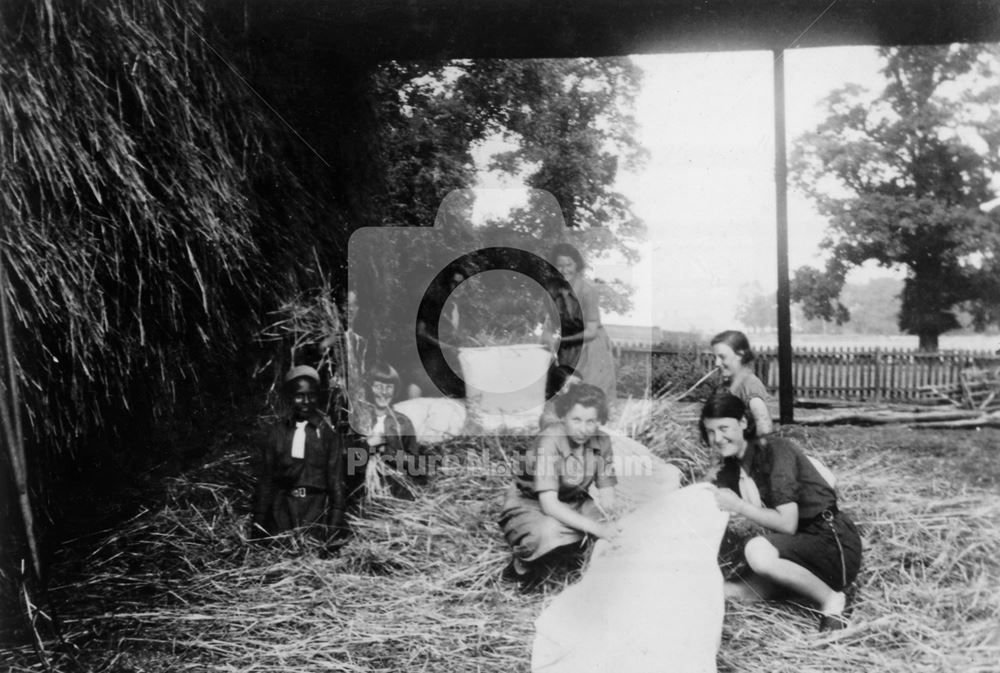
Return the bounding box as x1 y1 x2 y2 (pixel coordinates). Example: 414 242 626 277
712 486 745 515
594 521 621 541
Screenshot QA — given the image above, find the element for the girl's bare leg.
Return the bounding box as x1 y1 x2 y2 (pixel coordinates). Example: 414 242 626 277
724 571 787 603
743 537 845 615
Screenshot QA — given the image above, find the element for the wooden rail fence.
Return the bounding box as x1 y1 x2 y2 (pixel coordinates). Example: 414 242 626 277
612 342 1000 403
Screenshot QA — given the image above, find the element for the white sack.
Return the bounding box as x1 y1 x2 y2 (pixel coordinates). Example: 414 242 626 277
532 484 729 673
392 397 467 445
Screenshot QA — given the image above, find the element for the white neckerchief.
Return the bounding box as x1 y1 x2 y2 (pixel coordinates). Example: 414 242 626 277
291 420 308 459
372 413 386 440
738 467 762 508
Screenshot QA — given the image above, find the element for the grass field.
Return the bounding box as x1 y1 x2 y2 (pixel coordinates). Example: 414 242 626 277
3 404 999 672
750 332 1000 353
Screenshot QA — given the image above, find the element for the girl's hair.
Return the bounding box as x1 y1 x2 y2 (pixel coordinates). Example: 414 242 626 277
549 242 586 271
698 391 756 444
554 382 608 424
546 364 579 399
368 361 400 387
710 330 754 364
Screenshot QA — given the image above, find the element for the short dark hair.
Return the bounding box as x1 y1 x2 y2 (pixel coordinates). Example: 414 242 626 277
710 330 754 364
553 382 608 424
549 242 586 271
698 391 755 444
546 364 579 399
368 361 400 387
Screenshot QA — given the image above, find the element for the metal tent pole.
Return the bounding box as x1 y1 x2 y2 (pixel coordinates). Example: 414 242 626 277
773 49 794 424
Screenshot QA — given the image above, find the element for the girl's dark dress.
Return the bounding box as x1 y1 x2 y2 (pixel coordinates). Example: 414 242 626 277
715 436 862 590
253 410 346 538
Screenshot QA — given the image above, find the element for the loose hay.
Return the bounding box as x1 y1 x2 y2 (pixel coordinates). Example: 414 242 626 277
3 422 999 673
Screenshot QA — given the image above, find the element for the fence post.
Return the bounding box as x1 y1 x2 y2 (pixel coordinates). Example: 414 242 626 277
872 347 881 402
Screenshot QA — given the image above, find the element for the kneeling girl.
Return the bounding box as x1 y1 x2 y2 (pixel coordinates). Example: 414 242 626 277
499 383 619 586
701 391 862 631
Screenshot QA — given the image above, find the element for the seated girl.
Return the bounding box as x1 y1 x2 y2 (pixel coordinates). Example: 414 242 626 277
252 365 346 542
710 330 773 436
499 383 619 589
345 362 423 501
701 392 862 631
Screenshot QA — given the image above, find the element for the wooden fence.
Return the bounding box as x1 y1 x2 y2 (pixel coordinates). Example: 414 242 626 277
613 342 1000 403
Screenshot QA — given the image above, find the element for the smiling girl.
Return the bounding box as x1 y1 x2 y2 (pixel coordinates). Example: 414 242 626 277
549 243 616 402
252 365 346 541
701 392 862 631
499 383 619 589
710 330 773 436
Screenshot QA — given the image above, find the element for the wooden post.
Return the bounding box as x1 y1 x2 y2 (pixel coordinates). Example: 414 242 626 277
773 49 794 424
0 256 42 582
873 347 881 402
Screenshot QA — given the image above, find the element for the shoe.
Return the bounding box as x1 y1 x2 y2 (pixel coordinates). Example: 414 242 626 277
500 560 525 584
500 560 546 593
818 613 848 632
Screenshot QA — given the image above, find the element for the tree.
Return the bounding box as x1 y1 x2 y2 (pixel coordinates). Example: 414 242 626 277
735 284 777 332
364 59 646 360
841 278 904 334
791 45 1000 351
371 58 646 293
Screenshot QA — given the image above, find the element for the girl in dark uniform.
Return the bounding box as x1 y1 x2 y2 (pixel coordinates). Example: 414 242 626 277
252 365 346 542
701 392 862 631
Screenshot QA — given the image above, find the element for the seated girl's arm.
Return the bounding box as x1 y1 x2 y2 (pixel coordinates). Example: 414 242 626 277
747 397 774 435
714 487 797 534
538 490 617 540
596 486 616 515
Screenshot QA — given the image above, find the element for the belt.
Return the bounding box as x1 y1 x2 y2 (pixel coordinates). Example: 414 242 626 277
286 486 327 498
819 506 847 589
804 504 839 525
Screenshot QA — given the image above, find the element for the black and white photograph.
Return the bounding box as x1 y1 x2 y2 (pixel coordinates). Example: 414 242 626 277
2 1 999 671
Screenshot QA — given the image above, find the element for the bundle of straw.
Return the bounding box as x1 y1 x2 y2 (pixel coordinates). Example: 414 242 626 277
0 0 340 458
613 396 714 483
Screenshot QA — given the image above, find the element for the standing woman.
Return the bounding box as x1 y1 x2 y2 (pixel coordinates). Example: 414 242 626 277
549 243 617 401
411 262 469 399
499 383 619 587
701 391 861 631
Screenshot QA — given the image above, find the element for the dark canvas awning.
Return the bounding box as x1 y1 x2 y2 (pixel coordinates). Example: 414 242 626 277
234 0 1000 424
246 0 1000 61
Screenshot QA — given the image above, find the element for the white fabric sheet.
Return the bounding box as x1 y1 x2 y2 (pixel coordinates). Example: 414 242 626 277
532 484 729 673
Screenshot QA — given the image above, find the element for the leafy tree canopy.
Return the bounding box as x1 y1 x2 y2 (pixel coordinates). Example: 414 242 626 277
791 44 1000 351
370 58 646 325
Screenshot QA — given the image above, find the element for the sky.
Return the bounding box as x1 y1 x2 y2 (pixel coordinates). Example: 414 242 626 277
605 46 890 333
474 46 894 334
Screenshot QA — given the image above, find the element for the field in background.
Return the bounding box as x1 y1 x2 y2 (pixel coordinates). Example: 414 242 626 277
749 332 1000 352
